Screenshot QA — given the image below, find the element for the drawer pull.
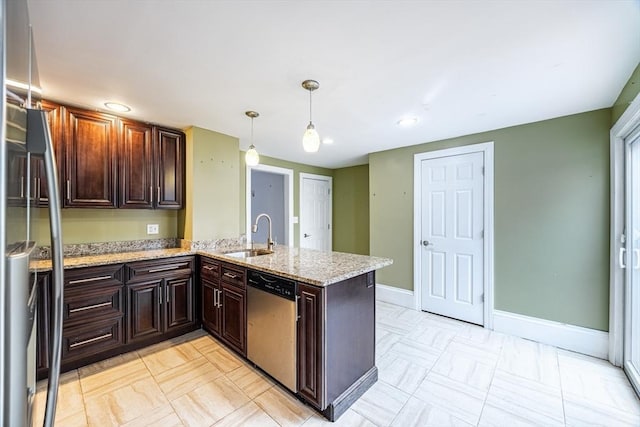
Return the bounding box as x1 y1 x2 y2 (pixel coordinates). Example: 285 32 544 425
148 264 187 273
223 272 238 279
68 275 111 285
202 265 217 271
69 333 113 349
69 301 112 314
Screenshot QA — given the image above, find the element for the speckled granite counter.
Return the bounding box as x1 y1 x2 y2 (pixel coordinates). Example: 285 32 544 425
30 248 195 271
31 245 392 287
198 246 393 287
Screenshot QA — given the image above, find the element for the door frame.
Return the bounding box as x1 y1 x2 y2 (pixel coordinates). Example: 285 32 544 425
610 91 640 368
413 142 495 328
246 164 294 247
299 173 333 250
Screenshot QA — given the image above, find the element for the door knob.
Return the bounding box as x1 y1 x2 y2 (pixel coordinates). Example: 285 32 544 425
304 233 311 238
421 240 433 247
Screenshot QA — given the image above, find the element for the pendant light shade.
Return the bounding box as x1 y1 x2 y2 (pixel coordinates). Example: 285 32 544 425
302 80 320 153
245 111 260 166
303 123 320 153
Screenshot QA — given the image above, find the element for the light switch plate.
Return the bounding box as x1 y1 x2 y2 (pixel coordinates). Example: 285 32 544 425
147 224 159 234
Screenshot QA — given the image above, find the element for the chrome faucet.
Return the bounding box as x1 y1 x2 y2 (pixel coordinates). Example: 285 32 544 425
252 213 274 251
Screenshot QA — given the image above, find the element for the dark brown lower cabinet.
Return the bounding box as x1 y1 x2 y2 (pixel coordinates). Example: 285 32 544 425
297 272 377 421
199 257 246 356
297 283 323 408
126 257 196 344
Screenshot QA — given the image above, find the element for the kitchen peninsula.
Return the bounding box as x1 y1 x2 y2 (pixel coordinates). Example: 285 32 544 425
32 244 392 421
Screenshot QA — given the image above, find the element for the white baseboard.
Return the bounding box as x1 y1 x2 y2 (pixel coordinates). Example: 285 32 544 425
376 283 415 309
493 310 609 359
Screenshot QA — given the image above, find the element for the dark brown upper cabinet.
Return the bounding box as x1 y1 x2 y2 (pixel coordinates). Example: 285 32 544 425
63 107 118 208
119 119 154 208
154 127 184 209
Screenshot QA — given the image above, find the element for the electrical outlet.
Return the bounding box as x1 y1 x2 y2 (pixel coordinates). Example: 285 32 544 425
147 224 159 235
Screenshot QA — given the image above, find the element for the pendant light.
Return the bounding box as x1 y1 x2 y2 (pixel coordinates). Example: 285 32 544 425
301 79 320 153
245 111 260 166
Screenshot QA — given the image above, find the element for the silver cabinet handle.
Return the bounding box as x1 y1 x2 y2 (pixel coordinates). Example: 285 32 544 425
20 176 25 198
37 177 41 200
66 179 71 201
203 265 215 271
69 333 113 349
223 272 238 279
148 263 187 273
166 286 170 303
150 186 154 205
68 275 111 285
218 289 223 308
69 301 112 314
159 286 163 305
295 295 300 321
157 186 161 203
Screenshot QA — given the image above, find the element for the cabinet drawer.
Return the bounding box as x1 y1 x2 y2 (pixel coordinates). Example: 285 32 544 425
220 264 245 289
65 264 124 288
64 283 123 327
126 256 194 282
200 258 220 281
62 316 124 363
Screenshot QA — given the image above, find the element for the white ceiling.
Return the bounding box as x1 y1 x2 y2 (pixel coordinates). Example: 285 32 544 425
27 0 640 169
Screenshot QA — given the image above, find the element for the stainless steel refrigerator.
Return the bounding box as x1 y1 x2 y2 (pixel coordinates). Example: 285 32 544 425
1 0 64 425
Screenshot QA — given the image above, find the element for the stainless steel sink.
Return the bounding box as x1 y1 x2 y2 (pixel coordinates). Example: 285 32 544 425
223 248 274 258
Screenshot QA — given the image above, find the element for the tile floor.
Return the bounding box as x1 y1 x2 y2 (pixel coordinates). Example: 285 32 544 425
33 301 640 426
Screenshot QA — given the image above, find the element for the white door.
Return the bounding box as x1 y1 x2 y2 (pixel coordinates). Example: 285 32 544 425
624 126 640 394
300 174 332 251
420 151 484 325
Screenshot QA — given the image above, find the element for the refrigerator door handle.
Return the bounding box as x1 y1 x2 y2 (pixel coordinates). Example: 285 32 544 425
27 108 64 426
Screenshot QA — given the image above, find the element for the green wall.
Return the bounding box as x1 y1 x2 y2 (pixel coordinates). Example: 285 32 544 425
180 127 240 240
612 62 640 125
239 153 333 247
370 109 611 331
333 165 370 255
34 208 177 245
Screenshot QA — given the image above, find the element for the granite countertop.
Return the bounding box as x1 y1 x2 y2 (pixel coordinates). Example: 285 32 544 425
198 246 393 286
30 248 195 271
31 245 393 287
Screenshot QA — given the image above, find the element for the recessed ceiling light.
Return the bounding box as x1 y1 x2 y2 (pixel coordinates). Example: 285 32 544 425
104 102 131 112
322 138 334 145
397 117 418 127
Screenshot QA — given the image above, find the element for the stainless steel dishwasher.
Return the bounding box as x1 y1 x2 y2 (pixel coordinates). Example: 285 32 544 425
247 270 298 392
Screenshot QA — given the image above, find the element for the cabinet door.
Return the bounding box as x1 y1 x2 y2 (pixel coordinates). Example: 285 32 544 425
201 278 220 335
220 282 246 355
7 149 27 206
64 107 117 207
34 101 62 206
297 283 324 408
154 127 184 209
165 275 195 332
127 280 163 343
119 119 153 208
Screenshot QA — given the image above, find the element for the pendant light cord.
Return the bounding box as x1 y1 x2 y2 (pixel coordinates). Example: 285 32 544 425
251 117 254 145
309 89 313 124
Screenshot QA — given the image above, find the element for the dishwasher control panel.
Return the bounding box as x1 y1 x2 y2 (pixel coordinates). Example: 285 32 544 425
247 270 296 301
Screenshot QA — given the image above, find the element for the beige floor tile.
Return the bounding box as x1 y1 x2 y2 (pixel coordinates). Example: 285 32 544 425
212 401 279 427
80 353 152 401
78 351 141 378
303 409 377 427
254 386 315 427
155 356 224 400
202 346 244 373
140 341 202 376
34 370 86 426
350 380 410 426
226 364 274 398
188 333 222 354
55 409 89 427
121 403 184 427
84 376 168 426
171 376 250 427
391 396 473 427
